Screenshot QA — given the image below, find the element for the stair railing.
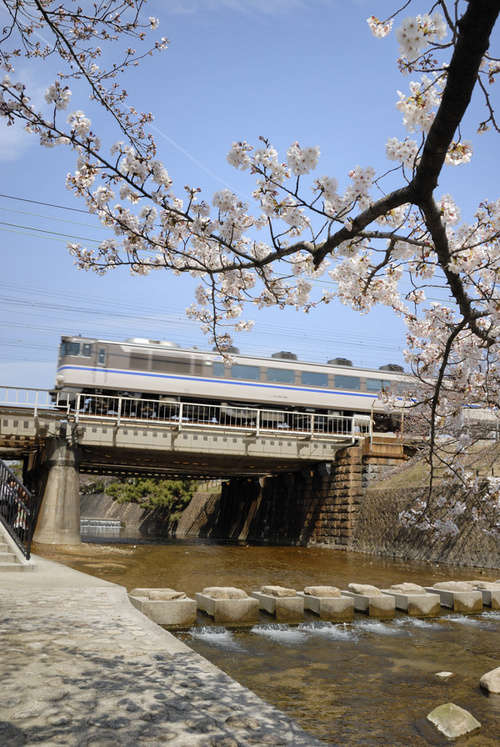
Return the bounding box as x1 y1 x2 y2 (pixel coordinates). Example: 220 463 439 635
0 459 37 560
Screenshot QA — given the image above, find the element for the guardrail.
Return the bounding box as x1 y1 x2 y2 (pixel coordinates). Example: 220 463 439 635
0 387 372 440
0 386 54 413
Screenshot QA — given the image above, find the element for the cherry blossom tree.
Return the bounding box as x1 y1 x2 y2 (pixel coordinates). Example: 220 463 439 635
2 0 500 536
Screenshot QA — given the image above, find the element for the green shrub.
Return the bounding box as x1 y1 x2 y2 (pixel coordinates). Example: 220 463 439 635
105 477 197 515
81 479 108 495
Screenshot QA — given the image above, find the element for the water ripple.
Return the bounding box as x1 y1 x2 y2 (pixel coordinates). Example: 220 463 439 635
251 624 308 645
355 619 405 636
189 626 242 650
299 621 356 640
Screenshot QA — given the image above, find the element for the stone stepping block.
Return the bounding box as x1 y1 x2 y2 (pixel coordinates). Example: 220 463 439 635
251 585 304 623
424 582 484 613
342 583 395 618
467 580 500 610
381 583 441 617
427 702 481 739
129 588 197 627
297 585 354 621
195 586 259 625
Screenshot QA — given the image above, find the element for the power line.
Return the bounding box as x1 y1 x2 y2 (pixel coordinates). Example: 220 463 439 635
0 283 405 350
0 221 102 243
0 193 408 369
0 205 106 231
0 193 89 214
0 193 453 302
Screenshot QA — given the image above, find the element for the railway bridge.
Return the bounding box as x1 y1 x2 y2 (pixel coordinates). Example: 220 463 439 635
0 387 407 548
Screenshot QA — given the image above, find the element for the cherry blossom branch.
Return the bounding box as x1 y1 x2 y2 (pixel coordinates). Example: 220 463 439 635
4 2 500 533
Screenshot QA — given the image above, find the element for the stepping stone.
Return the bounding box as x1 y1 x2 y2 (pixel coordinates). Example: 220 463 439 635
342 583 395 618
298 585 354 621
381 583 441 616
424 582 483 613
129 588 197 628
467 580 500 610
196 586 259 625
252 585 304 623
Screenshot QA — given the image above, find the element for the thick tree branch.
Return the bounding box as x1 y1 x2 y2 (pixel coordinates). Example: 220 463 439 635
312 0 500 341
413 0 500 194
419 195 492 341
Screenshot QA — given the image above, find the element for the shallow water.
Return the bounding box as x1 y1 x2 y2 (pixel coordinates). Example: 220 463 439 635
43 535 500 746
179 614 500 746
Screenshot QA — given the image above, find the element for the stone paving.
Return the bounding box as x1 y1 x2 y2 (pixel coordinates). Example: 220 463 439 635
0 557 323 746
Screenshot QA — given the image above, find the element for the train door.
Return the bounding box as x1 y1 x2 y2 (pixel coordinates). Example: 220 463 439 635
93 345 108 389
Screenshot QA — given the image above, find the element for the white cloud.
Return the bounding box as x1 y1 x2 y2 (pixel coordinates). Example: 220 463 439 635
0 124 34 162
156 0 310 15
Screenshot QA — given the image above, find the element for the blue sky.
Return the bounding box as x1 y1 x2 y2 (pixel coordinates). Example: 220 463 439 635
1 0 499 389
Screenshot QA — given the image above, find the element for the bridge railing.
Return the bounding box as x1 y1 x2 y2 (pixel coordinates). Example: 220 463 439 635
0 387 372 440
0 386 53 413
69 392 370 439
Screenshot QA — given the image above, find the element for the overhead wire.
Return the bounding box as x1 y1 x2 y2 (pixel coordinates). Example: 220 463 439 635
0 193 90 214
0 193 452 301
0 280 405 349
0 192 410 369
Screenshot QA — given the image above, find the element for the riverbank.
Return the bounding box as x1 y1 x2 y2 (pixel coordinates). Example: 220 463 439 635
0 555 323 746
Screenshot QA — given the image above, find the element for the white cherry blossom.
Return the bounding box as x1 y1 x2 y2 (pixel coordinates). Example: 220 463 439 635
2 1 500 538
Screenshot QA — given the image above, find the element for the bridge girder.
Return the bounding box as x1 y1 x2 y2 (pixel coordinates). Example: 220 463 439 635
0 407 353 479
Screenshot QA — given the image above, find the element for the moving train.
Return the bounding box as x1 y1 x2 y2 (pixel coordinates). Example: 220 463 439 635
54 335 407 431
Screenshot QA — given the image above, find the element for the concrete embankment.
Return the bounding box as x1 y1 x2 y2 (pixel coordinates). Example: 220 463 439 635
0 556 322 746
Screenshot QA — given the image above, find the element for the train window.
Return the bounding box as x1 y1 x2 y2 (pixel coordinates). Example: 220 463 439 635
98 348 106 366
397 381 417 396
130 353 150 371
302 371 328 387
61 342 80 357
212 362 225 377
267 368 295 383
151 356 193 375
231 364 261 381
335 374 361 390
82 343 93 357
366 378 391 392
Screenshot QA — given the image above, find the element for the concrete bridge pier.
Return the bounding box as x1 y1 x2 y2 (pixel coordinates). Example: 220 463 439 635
32 438 82 546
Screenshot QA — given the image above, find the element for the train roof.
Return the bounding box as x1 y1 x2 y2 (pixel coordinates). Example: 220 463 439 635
60 334 406 377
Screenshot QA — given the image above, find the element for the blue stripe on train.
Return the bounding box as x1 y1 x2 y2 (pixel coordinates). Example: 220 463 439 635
57 365 386 400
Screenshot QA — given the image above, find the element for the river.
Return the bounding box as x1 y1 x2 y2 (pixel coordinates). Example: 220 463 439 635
38 532 500 746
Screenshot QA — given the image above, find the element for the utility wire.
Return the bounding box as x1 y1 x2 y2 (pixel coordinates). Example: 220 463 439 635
0 193 89 214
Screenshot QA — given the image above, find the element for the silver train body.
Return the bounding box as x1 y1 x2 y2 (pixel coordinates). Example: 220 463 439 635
54 336 405 428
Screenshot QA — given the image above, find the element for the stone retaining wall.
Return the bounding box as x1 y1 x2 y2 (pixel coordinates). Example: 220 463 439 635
352 485 500 569
175 445 366 547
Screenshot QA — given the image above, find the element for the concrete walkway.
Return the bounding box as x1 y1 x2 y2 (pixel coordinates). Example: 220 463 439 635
0 555 323 746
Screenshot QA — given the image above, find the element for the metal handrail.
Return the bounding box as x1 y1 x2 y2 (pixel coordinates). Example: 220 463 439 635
69 392 366 439
0 386 373 440
0 459 37 560
0 386 54 412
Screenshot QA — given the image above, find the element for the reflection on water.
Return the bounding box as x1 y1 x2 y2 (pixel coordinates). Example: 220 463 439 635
179 614 500 746
42 534 500 746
